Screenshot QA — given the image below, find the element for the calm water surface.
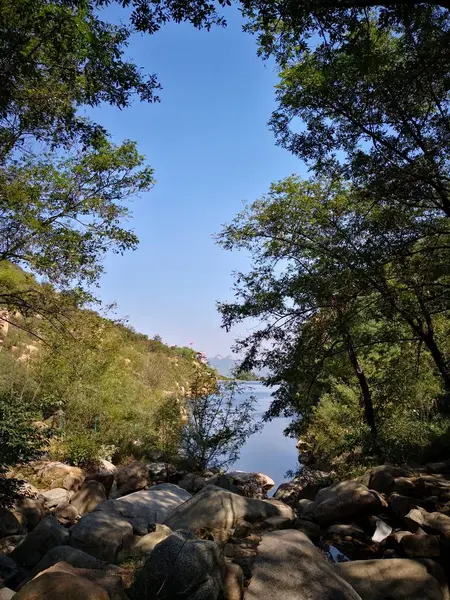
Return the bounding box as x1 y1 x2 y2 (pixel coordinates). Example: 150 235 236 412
230 381 298 494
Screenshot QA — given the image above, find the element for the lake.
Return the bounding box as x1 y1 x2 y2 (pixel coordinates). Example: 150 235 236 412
230 381 298 494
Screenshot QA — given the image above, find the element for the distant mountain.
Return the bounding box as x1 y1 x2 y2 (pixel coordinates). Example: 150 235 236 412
208 354 239 377
208 354 270 378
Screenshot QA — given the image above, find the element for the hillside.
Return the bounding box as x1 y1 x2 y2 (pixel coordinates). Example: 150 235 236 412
0 263 218 468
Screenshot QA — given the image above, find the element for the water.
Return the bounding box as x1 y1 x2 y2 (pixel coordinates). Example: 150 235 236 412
230 381 298 494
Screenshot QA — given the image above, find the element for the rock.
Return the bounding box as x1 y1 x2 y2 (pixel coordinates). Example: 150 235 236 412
405 507 427 531
13 497 45 530
335 559 446 600
27 545 119 581
0 507 23 537
426 461 450 474
294 519 321 540
41 488 70 510
206 474 242 495
400 533 441 558
10 516 69 569
130 530 243 600
0 535 26 555
326 524 367 540
297 498 315 516
233 521 252 538
245 530 361 600
0 554 22 587
147 462 175 480
14 570 109 600
165 485 295 534
227 471 275 496
98 459 116 474
132 524 172 556
35 461 85 491
70 480 107 515
367 465 411 494
54 502 79 525
273 470 333 504
314 481 387 523
97 483 191 535
0 587 15 600
389 493 419 517
115 461 149 497
85 472 115 497
178 473 208 494
69 509 134 563
422 511 450 539
35 561 127 600
393 477 418 496
262 515 293 530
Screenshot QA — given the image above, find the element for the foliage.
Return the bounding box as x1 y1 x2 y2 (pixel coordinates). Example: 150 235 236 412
0 352 51 505
232 367 261 381
180 378 261 470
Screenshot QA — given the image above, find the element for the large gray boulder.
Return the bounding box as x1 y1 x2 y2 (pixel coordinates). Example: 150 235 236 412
69 509 133 562
245 530 361 600
41 488 70 510
10 516 69 569
97 483 191 535
165 485 294 533
130 530 243 600
114 461 149 497
314 481 387 523
70 480 107 516
335 559 448 600
27 545 119 581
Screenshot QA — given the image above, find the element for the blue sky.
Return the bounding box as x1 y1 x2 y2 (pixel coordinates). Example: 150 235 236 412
86 6 306 357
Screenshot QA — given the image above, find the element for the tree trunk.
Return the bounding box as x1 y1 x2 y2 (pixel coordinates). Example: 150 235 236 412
345 332 378 439
422 331 450 413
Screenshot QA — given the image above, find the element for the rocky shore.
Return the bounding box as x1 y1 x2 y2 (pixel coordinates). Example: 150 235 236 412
1 459 450 599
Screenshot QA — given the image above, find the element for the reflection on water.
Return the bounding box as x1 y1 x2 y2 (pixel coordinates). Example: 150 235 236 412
230 381 298 494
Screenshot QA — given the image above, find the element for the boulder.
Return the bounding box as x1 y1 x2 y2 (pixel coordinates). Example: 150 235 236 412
132 524 172 556
85 472 115 497
335 559 447 600
11 516 69 569
70 480 107 515
206 474 242 495
389 493 420 518
41 488 70 510
34 561 127 600
165 485 295 534
178 473 208 494
293 519 321 540
54 502 79 525
262 515 293 530
367 465 411 495
98 459 116 474
69 509 134 562
297 498 315 517
14 570 109 600
0 535 26 555
326 524 367 541
314 481 387 523
393 477 419 496
245 530 361 600
115 461 148 497
0 507 23 537
130 530 243 600
97 483 191 535
13 497 45 530
0 588 15 600
35 461 84 491
27 545 119 581
227 472 275 497
273 469 334 504
400 533 441 558
0 554 22 588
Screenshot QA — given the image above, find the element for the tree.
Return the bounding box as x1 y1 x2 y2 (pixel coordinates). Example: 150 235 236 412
0 140 154 322
217 175 450 440
180 381 261 470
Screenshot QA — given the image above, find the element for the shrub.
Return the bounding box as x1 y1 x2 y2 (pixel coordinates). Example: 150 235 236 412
180 381 262 470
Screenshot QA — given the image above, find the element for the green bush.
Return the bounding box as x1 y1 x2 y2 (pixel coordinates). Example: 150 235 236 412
62 431 102 468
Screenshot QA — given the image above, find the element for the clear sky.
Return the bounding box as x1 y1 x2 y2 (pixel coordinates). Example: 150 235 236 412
85 6 306 357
